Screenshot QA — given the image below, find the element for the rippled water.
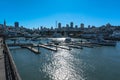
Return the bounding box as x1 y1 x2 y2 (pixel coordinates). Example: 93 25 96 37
9 38 120 80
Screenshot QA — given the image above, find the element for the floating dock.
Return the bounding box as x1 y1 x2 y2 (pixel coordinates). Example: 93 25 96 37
21 46 40 54
76 43 94 48
68 45 83 49
33 44 57 52
48 44 71 50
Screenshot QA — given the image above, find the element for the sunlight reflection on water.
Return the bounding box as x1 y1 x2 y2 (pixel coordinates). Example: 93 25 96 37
43 49 85 80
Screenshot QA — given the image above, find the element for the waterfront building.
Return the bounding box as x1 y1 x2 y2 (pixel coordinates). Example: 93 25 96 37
111 31 120 38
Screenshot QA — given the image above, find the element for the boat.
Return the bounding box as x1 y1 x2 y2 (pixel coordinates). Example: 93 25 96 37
98 40 116 46
88 37 116 46
64 37 72 43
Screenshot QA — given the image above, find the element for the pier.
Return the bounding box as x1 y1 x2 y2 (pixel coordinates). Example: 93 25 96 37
68 45 83 49
48 44 72 50
0 38 6 80
7 43 57 52
0 36 21 80
33 44 57 52
21 46 40 54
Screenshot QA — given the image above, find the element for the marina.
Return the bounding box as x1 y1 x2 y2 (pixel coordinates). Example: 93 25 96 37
1 35 120 80
1 0 120 79
8 38 120 80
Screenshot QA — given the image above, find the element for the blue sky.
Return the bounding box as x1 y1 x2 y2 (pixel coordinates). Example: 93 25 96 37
0 0 120 28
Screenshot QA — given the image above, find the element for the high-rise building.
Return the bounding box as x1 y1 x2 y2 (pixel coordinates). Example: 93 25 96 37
75 25 78 29
40 26 43 30
4 19 6 28
88 25 91 28
106 23 111 27
14 22 19 28
66 24 69 28
58 22 61 29
0 24 3 28
81 23 84 29
70 22 74 28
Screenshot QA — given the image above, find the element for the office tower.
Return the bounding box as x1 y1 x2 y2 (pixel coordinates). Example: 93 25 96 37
81 23 84 29
4 19 6 28
58 22 61 29
70 22 73 28
14 22 19 28
75 25 78 29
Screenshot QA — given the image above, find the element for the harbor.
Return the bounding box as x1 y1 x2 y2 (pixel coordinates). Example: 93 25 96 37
8 38 120 80
0 34 120 80
1 0 120 79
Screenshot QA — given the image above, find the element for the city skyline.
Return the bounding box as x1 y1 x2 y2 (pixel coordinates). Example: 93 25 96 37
0 0 120 28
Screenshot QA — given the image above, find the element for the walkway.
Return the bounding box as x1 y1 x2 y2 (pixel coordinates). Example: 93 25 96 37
0 37 6 80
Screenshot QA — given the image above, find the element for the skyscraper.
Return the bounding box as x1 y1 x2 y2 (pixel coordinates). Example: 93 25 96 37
58 22 61 29
4 19 6 28
14 22 19 28
70 22 73 28
80 23 84 29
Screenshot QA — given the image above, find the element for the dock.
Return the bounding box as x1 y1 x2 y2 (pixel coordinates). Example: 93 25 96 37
21 46 40 54
33 44 57 52
38 44 57 51
7 43 33 47
48 44 71 50
68 45 83 49
76 43 94 48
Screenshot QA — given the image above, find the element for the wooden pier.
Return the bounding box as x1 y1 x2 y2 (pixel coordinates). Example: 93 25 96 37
7 43 57 52
21 46 40 54
74 43 94 48
48 44 71 50
37 44 57 52
7 43 33 47
68 45 83 49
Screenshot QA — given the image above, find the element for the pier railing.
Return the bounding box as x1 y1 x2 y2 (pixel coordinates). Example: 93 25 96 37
4 43 21 80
